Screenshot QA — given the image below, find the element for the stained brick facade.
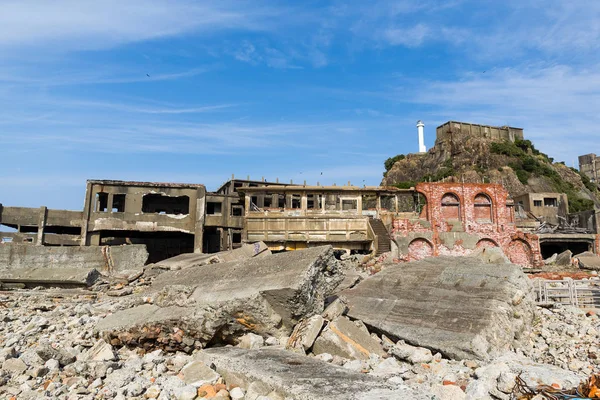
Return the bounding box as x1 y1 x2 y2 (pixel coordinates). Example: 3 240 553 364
392 182 542 268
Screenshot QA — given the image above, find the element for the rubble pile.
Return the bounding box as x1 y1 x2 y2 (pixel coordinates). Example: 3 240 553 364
0 247 598 399
522 304 600 374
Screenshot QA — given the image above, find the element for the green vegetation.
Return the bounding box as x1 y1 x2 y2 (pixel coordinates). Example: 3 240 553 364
393 181 416 189
383 154 405 176
492 139 594 212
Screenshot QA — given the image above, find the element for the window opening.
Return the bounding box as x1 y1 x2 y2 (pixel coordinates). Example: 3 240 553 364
207 202 222 215
95 192 108 212
112 194 126 213
533 200 542 207
544 198 558 207
142 194 189 214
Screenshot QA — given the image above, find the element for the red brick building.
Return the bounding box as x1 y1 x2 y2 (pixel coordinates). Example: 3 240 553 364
392 182 542 268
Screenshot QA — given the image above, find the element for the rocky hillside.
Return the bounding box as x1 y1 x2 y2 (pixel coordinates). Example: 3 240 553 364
381 132 599 213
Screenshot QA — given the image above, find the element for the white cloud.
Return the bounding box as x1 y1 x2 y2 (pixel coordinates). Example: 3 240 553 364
414 64 600 163
0 0 273 52
383 24 430 47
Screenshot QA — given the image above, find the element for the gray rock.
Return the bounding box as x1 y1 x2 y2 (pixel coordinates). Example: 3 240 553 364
430 384 466 400
35 343 76 366
556 250 573 266
312 316 386 361
82 340 116 362
195 347 432 399
174 385 198 400
342 256 535 360
179 360 220 387
391 343 433 364
322 298 348 321
2 358 27 374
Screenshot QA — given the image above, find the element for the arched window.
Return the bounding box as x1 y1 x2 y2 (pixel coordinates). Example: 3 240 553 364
441 193 460 220
474 193 493 222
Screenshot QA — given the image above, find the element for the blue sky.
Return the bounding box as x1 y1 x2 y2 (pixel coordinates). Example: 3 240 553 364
1 0 600 211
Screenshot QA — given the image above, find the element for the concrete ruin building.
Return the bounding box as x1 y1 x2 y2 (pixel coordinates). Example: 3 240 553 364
436 121 524 145
579 153 600 183
1 177 599 268
0 178 286 263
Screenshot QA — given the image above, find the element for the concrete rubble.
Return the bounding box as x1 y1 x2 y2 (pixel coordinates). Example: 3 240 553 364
341 255 536 360
95 245 344 351
194 347 430 399
153 242 271 271
0 245 598 399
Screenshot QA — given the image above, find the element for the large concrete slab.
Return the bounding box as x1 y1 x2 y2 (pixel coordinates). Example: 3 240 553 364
0 243 148 273
0 267 99 286
96 246 344 351
154 242 270 270
342 256 535 361
195 347 430 400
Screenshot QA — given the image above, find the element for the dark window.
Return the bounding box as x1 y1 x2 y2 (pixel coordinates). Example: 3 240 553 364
533 200 542 207
278 194 286 208
142 194 189 214
112 194 126 213
263 195 273 208
96 192 108 212
206 202 222 215
231 205 243 216
291 194 301 209
307 194 322 210
232 232 242 243
544 198 558 207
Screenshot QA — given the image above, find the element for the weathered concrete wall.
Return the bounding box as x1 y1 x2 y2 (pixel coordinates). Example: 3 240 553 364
392 182 542 267
0 244 148 273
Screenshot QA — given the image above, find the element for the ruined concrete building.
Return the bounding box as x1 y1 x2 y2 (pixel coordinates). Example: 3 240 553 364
1 177 598 268
579 153 600 183
436 121 524 145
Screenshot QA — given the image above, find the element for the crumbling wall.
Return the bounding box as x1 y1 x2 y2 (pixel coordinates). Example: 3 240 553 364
0 243 148 273
392 183 542 267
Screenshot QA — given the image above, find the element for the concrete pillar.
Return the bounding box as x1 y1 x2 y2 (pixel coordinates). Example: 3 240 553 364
36 206 47 246
193 187 206 253
80 182 93 246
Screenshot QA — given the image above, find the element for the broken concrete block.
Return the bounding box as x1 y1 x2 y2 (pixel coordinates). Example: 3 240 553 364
2 358 27 374
0 267 100 287
81 340 116 362
178 361 220 387
391 342 433 364
556 250 573 266
96 246 344 351
544 253 558 265
155 242 270 270
342 256 535 361
574 251 600 270
0 243 148 274
285 315 324 353
322 297 348 321
195 347 431 399
312 316 386 361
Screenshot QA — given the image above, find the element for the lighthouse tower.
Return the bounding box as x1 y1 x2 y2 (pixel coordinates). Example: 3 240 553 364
417 120 426 153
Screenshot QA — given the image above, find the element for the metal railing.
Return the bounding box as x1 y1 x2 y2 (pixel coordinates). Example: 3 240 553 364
535 279 600 308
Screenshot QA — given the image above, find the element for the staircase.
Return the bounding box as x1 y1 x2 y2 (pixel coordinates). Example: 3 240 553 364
369 219 391 256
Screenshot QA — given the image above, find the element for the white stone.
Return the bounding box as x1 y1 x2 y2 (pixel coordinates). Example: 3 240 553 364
391 343 433 364
430 384 466 400
175 385 198 400
179 361 220 387
238 333 265 350
230 386 245 399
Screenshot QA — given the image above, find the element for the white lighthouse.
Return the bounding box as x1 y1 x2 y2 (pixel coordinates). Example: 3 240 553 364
417 120 426 153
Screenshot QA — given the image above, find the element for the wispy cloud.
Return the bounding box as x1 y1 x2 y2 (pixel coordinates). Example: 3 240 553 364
413 64 600 162
0 0 275 52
